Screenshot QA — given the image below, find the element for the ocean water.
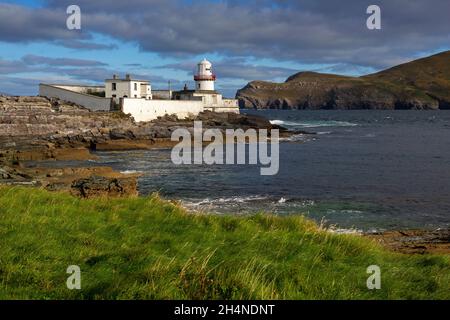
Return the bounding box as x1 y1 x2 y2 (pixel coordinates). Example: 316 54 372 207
48 110 450 231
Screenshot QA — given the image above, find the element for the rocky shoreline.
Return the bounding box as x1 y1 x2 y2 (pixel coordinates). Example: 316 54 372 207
0 95 293 197
1 95 449 255
365 229 450 255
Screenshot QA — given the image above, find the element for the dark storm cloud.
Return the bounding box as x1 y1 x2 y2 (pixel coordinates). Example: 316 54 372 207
1 0 449 76
67 68 175 85
216 61 296 81
0 58 29 74
41 0 450 69
0 55 110 76
0 3 118 51
22 55 108 67
53 40 118 50
0 3 86 43
0 56 117 82
0 54 179 95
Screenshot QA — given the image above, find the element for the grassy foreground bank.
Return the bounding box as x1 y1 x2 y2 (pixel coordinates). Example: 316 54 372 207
0 187 448 300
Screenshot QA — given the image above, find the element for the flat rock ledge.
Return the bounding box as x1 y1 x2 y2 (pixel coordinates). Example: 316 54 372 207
366 229 450 255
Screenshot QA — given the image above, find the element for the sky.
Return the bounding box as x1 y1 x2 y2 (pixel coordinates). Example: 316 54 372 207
0 0 449 97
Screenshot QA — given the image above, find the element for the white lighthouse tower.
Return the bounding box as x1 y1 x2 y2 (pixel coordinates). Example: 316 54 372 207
194 58 216 91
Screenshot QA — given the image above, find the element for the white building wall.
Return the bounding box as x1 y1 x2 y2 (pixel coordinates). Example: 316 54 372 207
130 81 139 98
122 98 205 122
39 84 111 111
194 92 221 107
105 80 151 100
140 83 152 99
105 81 131 99
204 99 240 114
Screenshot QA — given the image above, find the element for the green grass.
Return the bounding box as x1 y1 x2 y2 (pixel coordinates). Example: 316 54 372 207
0 186 448 300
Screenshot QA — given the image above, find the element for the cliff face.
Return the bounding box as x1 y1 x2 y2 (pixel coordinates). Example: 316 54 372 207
236 51 450 110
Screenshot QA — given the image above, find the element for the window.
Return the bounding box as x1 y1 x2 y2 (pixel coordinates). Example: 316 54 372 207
112 83 116 90
134 83 138 91
134 95 138 98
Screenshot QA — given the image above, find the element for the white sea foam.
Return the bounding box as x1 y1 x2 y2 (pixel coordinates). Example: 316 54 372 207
270 120 285 125
181 196 318 212
270 119 358 128
326 209 364 215
279 134 310 142
327 227 363 235
120 170 143 175
183 195 269 207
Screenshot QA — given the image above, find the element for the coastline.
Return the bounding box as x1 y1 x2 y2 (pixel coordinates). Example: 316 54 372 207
0 95 289 195
1 96 449 255
2 141 449 255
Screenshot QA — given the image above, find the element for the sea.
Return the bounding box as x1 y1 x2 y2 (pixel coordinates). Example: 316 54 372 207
45 110 450 231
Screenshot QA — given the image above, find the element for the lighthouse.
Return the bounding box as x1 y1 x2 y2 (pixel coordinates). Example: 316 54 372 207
194 58 216 91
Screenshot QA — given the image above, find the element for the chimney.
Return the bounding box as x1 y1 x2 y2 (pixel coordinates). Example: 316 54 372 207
113 74 118 79
126 74 131 80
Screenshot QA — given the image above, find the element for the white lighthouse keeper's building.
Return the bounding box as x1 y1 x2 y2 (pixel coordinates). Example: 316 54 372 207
194 59 216 91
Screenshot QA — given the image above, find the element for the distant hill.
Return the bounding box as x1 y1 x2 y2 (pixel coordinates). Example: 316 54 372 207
236 51 450 110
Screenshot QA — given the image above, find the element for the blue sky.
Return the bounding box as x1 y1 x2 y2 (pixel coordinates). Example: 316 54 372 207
0 0 449 96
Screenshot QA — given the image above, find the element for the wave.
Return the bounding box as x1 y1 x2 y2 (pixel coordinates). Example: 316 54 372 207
181 196 316 211
270 119 358 128
327 226 363 235
270 120 286 126
183 195 270 207
326 209 364 215
120 170 143 175
279 134 315 142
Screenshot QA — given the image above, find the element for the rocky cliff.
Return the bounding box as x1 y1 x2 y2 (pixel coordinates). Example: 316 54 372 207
236 51 450 110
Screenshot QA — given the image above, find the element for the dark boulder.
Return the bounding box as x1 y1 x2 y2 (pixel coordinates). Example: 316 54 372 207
71 175 137 198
